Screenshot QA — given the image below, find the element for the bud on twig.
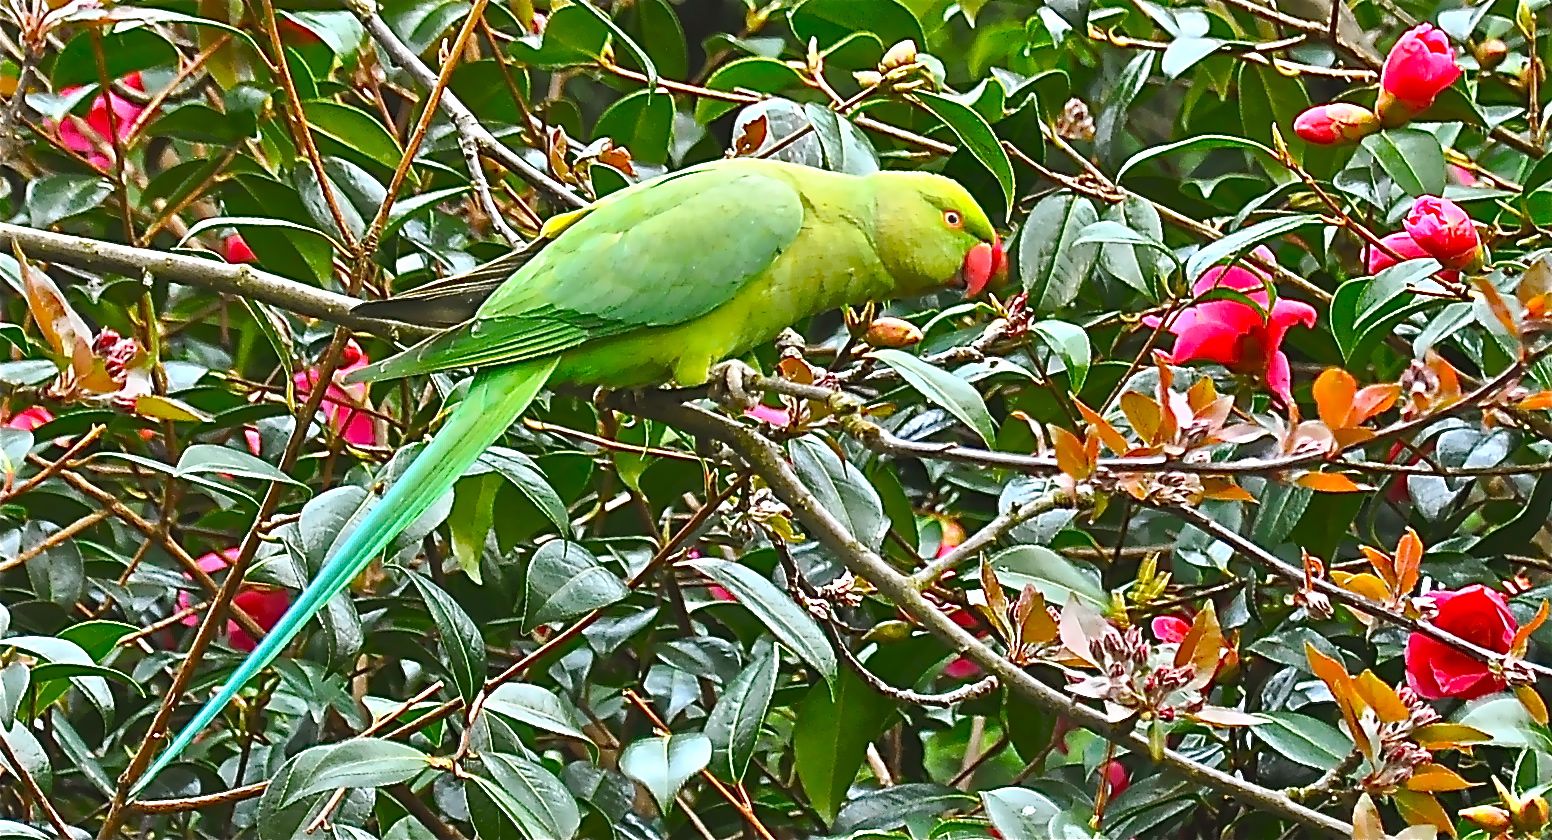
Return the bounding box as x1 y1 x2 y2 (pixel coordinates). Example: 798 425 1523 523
864 317 923 348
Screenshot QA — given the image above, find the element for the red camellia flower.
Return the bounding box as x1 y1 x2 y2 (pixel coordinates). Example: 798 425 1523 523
3 405 53 431
1142 248 1318 404
177 548 291 653
1292 102 1380 145
1380 24 1462 113
294 340 378 447
50 72 152 171
1405 584 1518 700
1102 759 1130 799
223 234 258 264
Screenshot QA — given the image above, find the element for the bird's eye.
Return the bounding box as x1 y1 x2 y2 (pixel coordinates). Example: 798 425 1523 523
944 210 963 228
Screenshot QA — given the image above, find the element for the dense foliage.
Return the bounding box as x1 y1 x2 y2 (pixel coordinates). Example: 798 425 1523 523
5 0 1552 837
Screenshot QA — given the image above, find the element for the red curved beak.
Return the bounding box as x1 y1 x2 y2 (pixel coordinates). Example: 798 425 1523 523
960 237 1008 298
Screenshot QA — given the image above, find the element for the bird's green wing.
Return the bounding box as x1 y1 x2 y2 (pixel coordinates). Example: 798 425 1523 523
348 164 805 383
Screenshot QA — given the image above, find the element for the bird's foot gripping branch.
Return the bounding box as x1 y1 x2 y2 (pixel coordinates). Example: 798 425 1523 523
5 3 1552 840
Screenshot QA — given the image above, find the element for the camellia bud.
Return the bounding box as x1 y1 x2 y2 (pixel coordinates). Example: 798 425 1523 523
1512 795 1551 832
1292 102 1381 145
880 39 919 72
1475 38 1509 71
1460 805 1513 833
1377 24 1462 125
853 70 884 88
865 316 924 348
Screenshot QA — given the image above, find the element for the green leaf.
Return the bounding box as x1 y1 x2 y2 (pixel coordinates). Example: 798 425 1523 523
871 348 997 445
803 104 880 175
1250 482 1311 547
1030 320 1091 391
280 738 429 805
911 90 1015 216
789 0 925 55
1092 197 1170 297
619 732 712 814
26 175 112 228
483 683 594 746
523 540 628 629
471 752 582 840
1184 214 1321 282
468 447 570 535
695 58 803 122
404 572 485 704
1117 134 1278 183
594 89 675 166
789 436 888 549
449 472 500 582
0 429 30 484
988 545 1106 607
688 558 837 686
1362 129 1446 197
303 101 406 175
794 667 895 822
1251 712 1353 770
833 783 975 834
981 787 1060 837
1018 192 1100 312
705 645 778 781
0 635 112 718
572 0 657 90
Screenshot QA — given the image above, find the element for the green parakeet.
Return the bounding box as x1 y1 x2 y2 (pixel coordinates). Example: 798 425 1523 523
133 157 1004 795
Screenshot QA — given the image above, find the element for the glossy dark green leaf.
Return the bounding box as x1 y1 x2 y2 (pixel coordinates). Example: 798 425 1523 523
1018 192 1099 311
911 90 1015 216
705 645 778 781
688 558 837 685
404 572 485 704
523 540 628 628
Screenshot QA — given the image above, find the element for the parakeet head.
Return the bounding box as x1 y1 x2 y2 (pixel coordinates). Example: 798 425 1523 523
870 172 1006 298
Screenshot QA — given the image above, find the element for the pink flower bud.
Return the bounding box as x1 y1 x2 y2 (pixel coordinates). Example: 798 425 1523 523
223 234 257 264
1380 24 1461 113
1292 102 1380 144
1403 196 1482 270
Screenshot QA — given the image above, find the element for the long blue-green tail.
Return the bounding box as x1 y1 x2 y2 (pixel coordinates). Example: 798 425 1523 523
130 359 558 798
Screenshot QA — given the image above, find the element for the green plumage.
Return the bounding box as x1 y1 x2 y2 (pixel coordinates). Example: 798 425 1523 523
133 158 997 796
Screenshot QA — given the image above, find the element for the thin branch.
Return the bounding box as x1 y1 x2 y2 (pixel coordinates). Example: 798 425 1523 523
0 223 429 339
1164 504 1552 680
359 12 586 210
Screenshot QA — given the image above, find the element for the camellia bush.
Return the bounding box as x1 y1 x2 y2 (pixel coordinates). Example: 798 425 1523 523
9 0 1552 837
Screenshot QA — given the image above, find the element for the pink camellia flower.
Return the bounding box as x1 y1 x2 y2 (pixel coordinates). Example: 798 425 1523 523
3 405 53 431
1142 247 1318 405
1151 614 1192 644
50 72 151 171
745 403 790 426
1448 163 1479 187
1405 584 1517 700
177 548 291 653
1404 196 1482 270
223 234 258 264
1379 24 1461 117
1292 102 1380 145
294 340 378 446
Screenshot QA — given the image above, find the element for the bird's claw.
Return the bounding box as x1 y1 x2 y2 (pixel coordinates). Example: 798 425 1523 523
708 359 759 415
